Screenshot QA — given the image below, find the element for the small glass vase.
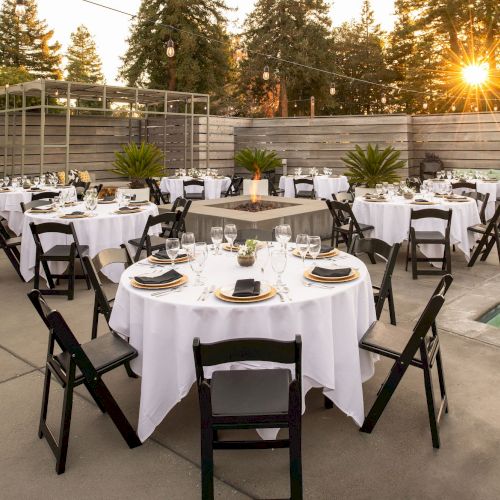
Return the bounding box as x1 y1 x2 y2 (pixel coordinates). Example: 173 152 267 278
237 253 256 267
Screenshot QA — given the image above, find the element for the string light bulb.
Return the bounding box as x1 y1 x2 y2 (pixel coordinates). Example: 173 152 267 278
262 65 270 81
423 102 428 110
166 39 175 58
15 0 26 16
494 105 498 112
381 95 387 105
329 83 336 96
451 105 456 112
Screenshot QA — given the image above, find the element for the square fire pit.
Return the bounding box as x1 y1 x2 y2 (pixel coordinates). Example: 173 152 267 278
177 195 332 242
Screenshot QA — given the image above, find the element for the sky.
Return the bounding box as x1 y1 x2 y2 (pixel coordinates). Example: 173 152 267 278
37 0 396 85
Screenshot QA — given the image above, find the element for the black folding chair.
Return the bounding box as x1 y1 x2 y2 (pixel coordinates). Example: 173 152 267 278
193 336 303 500
91 183 103 195
82 246 133 339
452 181 476 192
223 175 243 197
170 198 191 234
268 177 285 196
128 211 182 262
29 221 91 300
73 181 90 200
405 208 452 279
325 199 374 252
358 274 453 449
466 191 490 225
27 289 141 474
183 179 205 200
467 203 500 266
350 237 400 325
32 191 58 201
146 178 169 205
0 217 23 280
332 191 353 204
293 178 315 199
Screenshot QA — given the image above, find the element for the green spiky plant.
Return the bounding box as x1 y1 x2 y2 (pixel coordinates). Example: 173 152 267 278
234 148 282 180
342 144 405 188
112 142 164 188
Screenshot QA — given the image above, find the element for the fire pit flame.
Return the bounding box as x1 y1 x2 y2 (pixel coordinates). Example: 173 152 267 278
250 173 261 204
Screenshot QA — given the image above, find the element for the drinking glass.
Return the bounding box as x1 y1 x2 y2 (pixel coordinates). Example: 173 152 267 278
275 224 292 249
165 238 180 269
271 248 287 288
181 232 195 257
308 236 321 268
210 226 223 254
387 184 395 199
224 223 237 251
375 183 383 196
257 241 270 274
189 242 208 285
296 234 310 266
446 170 452 181
382 182 389 194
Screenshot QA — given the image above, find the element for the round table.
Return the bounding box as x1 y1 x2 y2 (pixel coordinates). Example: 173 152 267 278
20 201 160 283
352 195 481 263
109 248 377 442
160 176 231 201
279 175 350 199
0 186 76 235
427 179 499 220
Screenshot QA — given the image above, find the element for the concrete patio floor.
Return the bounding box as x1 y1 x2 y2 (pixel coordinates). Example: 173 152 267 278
0 243 499 499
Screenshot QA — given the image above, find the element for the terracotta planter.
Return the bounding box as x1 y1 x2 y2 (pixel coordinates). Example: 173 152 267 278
237 254 256 267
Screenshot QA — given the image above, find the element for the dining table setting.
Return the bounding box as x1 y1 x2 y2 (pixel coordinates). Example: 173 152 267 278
109 225 377 442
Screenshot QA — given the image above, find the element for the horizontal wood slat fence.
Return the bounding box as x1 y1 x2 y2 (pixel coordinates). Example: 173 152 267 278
1 112 498 180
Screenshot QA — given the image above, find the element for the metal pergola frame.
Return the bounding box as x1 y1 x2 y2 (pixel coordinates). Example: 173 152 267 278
0 79 211 177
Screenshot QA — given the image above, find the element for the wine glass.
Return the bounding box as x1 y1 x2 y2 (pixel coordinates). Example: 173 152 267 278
375 183 383 196
257 241 270 274
296 234 310 266
210 226 223 255
387 184 395 199
382 182 389 194
271 248 287 289
165 238 180 269
181 232 195 257
224 223 237 251
189 242 208 285
308 236 321 268
275 224 291 249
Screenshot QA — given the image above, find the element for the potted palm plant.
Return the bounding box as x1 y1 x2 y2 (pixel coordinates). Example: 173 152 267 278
112 142 165 201
342 144 405 197
235 148 282 196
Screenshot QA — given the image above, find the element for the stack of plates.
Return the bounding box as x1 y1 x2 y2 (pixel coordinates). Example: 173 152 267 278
292 247 339 259
214 283 277 303
130 274 188 290
304 267 359 283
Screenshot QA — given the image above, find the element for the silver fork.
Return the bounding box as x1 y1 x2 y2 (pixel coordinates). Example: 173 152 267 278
303 281 335 289
201 285 216 301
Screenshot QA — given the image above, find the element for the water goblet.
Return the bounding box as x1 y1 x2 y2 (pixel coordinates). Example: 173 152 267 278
271 248 287 289
296 234 310 266
165 238 180 270
224 223 237 251
189 242 208 286
308 236 321 268
446 170 452 181
382 182 389 194
257 241 270 274
375 183 383 196
210 226 223 255
181 232 195 257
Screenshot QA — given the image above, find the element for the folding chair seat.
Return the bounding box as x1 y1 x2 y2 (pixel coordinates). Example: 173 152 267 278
358 274 453 449
293 178 315 199
193 336 303 500
467 203 500 266
30 221 91 300
27 290 141 474
183 179 205 200
0 217 23 279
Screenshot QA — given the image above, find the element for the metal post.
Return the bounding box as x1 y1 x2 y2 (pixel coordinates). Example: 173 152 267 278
21 87 26 176
163 91 168 172
4 86 9 177
102 85 106 111
190 94 194 170
40 83 46 175
310 96 315 118
184 99 188 170
206 96 210 171
65 82 71 176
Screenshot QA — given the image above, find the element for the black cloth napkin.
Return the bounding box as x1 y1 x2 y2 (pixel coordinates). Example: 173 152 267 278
102 195 115 201
67 211 84 216
311 267 351 278
233 279 261 297
319 245 333 254
414 198 428 203
134 269 183 285
29 187 42 191
153 249 186 261
118 206 137 212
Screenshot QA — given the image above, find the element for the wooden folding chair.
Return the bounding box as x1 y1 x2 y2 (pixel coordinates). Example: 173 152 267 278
467 203 500 266
0 217 23 280
358 274 453 448
293 178 315 199
183 179 205 200
223 175 243 197
193 336 303 500
146 178 169 205
27 290 141 474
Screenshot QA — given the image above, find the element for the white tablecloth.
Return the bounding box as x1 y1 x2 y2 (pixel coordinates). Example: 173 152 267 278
279 175 350 200
109 249 377 442
0 186 76 235
159 176 231 202
353 196 481 262
20 202 160 283
428 179 499 220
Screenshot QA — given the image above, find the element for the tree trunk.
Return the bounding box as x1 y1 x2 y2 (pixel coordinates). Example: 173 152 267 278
279 78 288 118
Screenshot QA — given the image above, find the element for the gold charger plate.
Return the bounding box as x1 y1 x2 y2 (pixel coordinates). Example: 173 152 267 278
29 208 55 214
304 268 360 283
130 274 187 290
292 248 339 259
214 287 277 303
411 201 439 205
364 198 388 203
148 255 190 264
60 213 90 219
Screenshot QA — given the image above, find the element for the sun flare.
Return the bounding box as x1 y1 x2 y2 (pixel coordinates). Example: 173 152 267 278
462 63 489 86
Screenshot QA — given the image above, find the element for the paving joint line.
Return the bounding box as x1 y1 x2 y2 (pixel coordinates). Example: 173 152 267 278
0 343 44 370
441 327 500 349
0 367 39 385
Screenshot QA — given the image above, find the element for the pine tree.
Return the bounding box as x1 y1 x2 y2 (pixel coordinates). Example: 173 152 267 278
120 0 231 97
239 0 333 117
0 0 61 79
66 25 104 83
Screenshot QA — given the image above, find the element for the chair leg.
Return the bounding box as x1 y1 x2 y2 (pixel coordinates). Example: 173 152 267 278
124 361 138 378
91 300 99 340
388 287 397 326
201 425 214 500
422 359 440 449
41 260 55 289
324 395 334 409
405 239 410 272
38 367 52 439
411 240 418 279
55 379 75 474
289 415 303 500
445 242 452 274
68 260 75 301
83 380 107 413
34 258 41 290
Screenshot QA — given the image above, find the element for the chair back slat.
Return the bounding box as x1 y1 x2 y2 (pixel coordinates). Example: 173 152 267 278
293 178 314 187
21 199 53 212
332 192 353 204
171 197 188 211
410 208 451 221
32 192 58 201
183 179 204 188
452 181 476 191
93 245 133 273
